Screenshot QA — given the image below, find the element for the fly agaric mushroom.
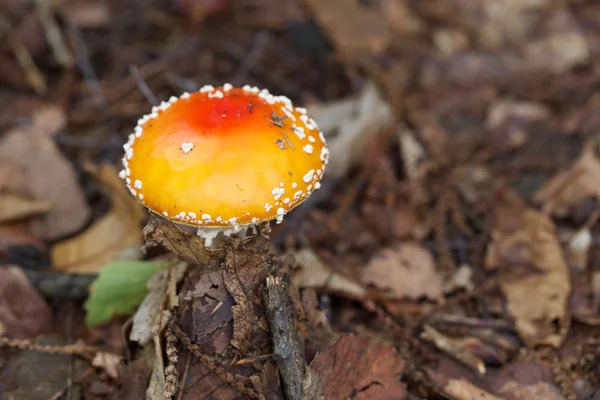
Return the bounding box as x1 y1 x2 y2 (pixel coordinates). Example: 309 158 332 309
120 84 329 246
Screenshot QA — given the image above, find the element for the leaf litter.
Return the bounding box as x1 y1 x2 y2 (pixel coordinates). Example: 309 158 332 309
2 0 600 398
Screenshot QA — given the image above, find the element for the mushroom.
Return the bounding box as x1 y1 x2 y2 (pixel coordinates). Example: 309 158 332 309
120 84 329 246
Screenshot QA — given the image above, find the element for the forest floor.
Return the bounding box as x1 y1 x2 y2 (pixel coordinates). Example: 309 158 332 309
1 0 600 399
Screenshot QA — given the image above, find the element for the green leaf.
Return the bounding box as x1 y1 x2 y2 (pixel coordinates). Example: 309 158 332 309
84 260 167 328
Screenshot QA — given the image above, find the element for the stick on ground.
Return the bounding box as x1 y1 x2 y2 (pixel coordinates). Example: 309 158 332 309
264 274 307 400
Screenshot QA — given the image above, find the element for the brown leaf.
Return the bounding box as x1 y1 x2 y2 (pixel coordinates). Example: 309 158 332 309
50 164 144 273
0 266 52 338
292 248 366 298
303 0 390 61
484 361 564 400
0 193 53 223
58 0 111 28
485 192 571 347
439 378 503 400
534 143 600 216
0 106 91 240
0 162 26 193
308 333 406 400
190 271 235 349
361 242 443 301
223 245 268 352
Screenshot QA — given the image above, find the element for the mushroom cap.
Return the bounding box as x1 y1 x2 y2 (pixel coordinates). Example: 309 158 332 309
120 84 329 228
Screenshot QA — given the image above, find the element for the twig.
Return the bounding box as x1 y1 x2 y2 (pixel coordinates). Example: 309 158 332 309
172 323 259 398
36 0 73 68
263 275 306 400
65 21 106 108
130 64 159 106
0 336 97 356
176 352 193 400
0 15 47 94
232 30 269 86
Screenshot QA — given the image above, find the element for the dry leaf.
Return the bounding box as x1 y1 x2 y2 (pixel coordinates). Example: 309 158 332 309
309 81 393 180
308 333 406 399
361 242 443 301
534 143 600 216
0 193 53 223
0 266 52 338
58 0 110 27
303 0 390 60
92 351 122 380
50 164 144 274
440 379 503 400
0 106 91 240
292 248 366 298
485 192 571 347
130 261 188 345
0 162 26 193
484 361 565 400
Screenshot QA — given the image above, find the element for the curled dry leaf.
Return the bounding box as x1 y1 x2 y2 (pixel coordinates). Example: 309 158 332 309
308 81 393 181
361 242 443 302
534 143 600 216
0 106 91 240
0 266 52 338
51 164 144 274
130 261 188 345
306 333 406 399
292 248 366 298
92 351 122 380
485 192 571 347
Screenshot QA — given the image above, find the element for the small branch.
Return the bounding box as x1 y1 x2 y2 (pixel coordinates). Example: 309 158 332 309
264 275 306 400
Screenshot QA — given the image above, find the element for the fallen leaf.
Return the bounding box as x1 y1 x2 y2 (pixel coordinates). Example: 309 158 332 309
0 266 52 338
308 333 406 399
361 242 443 301
534 143 600 217
484 361 564 400
0 106 91 240
0 193 53 223
58 0 111 28
439 378 503 400
292 248 366 298
84 260 168 327
51 164 144 273
485 192 571 347
130 261 188 345
92 351 122 380
309 81 393 180
303 0 390 60
223 246 268 352
0 162 26 193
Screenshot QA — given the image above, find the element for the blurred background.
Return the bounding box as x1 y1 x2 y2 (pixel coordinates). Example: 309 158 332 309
1 0 600 399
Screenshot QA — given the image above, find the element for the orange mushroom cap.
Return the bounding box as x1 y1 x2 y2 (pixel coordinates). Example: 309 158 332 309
120 84 329 229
